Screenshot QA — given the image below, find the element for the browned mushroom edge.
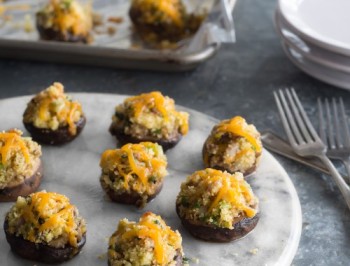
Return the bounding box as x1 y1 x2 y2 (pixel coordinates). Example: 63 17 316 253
101 177 163 208
0 162 43 202
23 116 86 145
176 204 259 242
4 219 86 264
36 24 90 43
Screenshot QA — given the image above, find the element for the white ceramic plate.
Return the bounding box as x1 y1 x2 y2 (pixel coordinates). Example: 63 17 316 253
0 94 302 266
281 41 350 90
278 0 350 56
275 9 350 74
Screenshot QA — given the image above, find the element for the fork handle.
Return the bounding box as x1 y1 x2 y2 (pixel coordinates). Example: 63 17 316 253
341 157 350 184
318 155 350 210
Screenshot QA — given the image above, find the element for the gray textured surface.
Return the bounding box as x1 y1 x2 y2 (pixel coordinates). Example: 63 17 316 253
0 0 350 265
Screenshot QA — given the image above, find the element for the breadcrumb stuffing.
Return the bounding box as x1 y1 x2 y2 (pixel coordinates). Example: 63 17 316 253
23 82 84 135
36 0 92 36
111 91 189 141
177 168 258 229
0 129 41 188
203 116 262 175
6 191 86 248
108 212 183 266
100 142 168 207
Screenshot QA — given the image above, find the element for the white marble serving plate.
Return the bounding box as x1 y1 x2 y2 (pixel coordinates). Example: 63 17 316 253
0 93 302 266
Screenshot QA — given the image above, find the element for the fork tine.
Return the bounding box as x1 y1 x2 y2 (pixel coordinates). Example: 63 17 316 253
274 90 299 145
340 98 350 148
332 98 342 148
325 98 336 148
278 90 306 144
286 89 313 142
317 98 327 144
290 88 319 141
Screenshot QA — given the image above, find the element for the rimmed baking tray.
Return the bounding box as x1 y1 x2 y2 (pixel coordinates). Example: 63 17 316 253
0 0 235 71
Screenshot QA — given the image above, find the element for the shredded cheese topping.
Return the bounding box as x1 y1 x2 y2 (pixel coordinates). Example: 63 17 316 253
100 142 167 192
111 212 182 265
216 116 262 153
120 91 189 136
177 169 258 228
198 169 256 218
24 82 83 135
126 91 169 122
131 0 183 26
38 0 92 36
0 130 30 166
14 191 84 247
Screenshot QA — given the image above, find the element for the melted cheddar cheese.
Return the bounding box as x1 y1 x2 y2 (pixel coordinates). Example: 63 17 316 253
0 130 30 166
23 82 84 135
37 0 92 36
177 168 258 229
216 116 262 153
203 116 262 175
6 191 86 248
108 212 183 266
100 142 167 195
0 129 41 188
112 91 189 140
131 0 184 26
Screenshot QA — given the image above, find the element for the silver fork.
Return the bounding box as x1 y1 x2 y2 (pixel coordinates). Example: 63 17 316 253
274 88 350 210
318 98 350 183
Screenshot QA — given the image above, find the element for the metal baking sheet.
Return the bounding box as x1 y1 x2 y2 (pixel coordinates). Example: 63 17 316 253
0 0 234 71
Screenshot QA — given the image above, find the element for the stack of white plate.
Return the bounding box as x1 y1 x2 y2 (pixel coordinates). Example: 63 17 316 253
275 0 350 90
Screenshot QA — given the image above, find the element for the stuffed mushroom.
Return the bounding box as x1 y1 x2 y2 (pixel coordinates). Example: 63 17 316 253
129 0 204 48
0 129 42 202
176 168 259 242
203 116 262 176
100 142 168 208
36 0 93 43
108 212 184 266
23 82 86 145
4 191 86 263
109 91 189 151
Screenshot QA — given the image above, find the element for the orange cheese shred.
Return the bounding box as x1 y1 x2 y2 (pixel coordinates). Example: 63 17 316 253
100 142 167 191
0 131 30 166
133 0 183 27
67 102 79 135
202 169 256 218
119 212 178 264
33 83 83 135
217 116 261 153
125 91 168 121
22 192 78 247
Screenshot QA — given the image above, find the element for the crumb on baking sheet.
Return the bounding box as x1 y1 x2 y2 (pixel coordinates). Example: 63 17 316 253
107 26 116 35
93 12 103 27
249 248 259 255
108 16 123 24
